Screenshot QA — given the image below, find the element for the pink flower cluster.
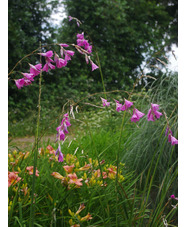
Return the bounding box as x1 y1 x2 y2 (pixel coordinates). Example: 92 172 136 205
15 64 42 89
15 46 75 89
15 17 100 89
15 39 99 89
147 103 163 121
8 171 22 187
170 194 178 200
68 16 81 27
115 99 133 112
77 32 92 54
114 98 144 122
75 32 99 71
55 113 71 162
26 166 39 177
101 98 178 145
101 97 110 107
165 127 178 145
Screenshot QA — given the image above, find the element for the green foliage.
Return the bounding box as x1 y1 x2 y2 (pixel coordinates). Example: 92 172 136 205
8 0 60 116
120 72 178 184
8 0 178 121
8 114 178 225
8 0 59 70
59 0 177 91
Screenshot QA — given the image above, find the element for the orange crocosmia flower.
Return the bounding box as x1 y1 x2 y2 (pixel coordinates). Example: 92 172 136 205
94 169 107 179
21 185 29 196
78 164 91 171
80 213 93 221
46 145 55 154
107 167 117 175
75 203 85 215
51 172 64 180
63 164 75 173
26 166 39 177
8 171 21 187
68 173 83 186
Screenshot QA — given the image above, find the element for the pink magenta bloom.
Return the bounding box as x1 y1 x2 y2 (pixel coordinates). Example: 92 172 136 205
101 97 110 107
86 45 92 54
170 135 178 145
55 144 64 162
65 50 75 56
77 32 84 40
15 78 25 89
170 194 178 200
68 173 83 187
8 171 21 187
165 127 178 145
15 77 32 89
165 127 172 137
56 113 71 142
77 33 92 54
42 57 55 72
147 103 163 121
69 16 73 21
23 79 32 86
38 50 53 58
64 50 75 62
115 100 122 112
59 43 69 47
29 63 42 76
131 108 145 123
54 53 67 68
21 73 34 81
91 61 99 71
122 99 133 111
26 166 39 177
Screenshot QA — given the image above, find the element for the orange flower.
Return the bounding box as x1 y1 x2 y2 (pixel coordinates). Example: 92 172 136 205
80 213 93 221
77 164 91 171
94 169 107 179
68 173 83 187
107 167 117 175
51 172 64 180
75 203 85 215
8 171 21 187
46 145 55 154
63 164 75 173
26 166 39 177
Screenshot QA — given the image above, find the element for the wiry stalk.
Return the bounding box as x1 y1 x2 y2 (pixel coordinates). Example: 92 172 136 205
115 111 126 226
96 51 107 100
29 41 42 227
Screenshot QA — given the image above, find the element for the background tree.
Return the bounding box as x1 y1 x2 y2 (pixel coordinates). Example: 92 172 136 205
58 0 177 91
8 0 59 117
8 0 178 121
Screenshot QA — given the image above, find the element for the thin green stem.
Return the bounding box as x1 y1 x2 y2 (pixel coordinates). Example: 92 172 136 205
96 51 107 99
115 111 126 226
29 41 42 227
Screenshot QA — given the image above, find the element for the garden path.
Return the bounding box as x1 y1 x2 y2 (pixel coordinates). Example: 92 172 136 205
8 134 57 151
